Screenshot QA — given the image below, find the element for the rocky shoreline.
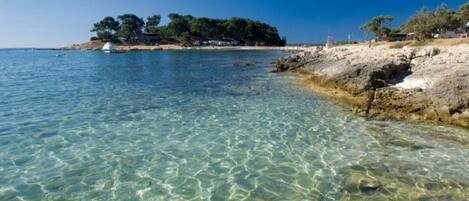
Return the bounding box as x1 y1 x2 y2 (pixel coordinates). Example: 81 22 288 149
273 42 469 128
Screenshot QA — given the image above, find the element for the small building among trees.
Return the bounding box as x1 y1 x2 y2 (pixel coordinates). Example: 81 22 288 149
135 33 160 45
91 13 286 46
385 33 409 41
361 2 469 41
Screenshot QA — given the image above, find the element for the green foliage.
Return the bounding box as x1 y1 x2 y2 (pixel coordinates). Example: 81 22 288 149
459 2 469 23
222 17 283 45
361 15 394 39
225 17 249 41
116 14 145 42
179 32 192 46
389 41 411 49
145 15 161 34
190 17 225 39
190 17 211 38
433 4 461 33
167 13 194 36
91 13 285 46
165 14 284 46
366 1 469 41
401 6 434 40
400 3 464 40
156 26 173 38
409 39 433 47
91 16 120 41
390 28 401 34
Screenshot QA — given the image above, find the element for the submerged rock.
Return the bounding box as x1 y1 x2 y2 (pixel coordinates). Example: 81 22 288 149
339 161 469 201
233 61 255 67
343 173 382 194
364 123 435 150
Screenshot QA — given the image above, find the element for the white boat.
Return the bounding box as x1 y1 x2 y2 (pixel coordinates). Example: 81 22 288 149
102 42 126 53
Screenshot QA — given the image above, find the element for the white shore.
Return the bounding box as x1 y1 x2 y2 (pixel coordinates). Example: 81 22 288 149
63 41 308 51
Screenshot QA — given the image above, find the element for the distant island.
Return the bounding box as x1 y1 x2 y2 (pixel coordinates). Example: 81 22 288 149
86 13 286 48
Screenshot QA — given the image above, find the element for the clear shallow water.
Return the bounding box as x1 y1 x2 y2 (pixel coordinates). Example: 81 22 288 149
0 50 468 201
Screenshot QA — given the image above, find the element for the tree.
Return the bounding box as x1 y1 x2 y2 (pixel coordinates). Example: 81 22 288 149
361 15 394 39
156 26 173 39
211 19 228 39
145 15 161 34
245 21 281 45
91 16 120 41
432 3 460 34
190 17 212 39
91 13 285 46
263 26 283 45
400 4 465 40
219 17 284 46
224 17 249 42
281 36 287 46
179 32 192 46
401 6 434 40
458 2 469 26
390 27 401 34
167 13 193 36
116 14 145 42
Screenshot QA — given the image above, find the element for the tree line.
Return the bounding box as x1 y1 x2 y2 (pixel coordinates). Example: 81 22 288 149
91 13 286 46
361 2 469 40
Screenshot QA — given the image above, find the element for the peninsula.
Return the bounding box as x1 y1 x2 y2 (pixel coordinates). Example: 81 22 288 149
65 13 286 50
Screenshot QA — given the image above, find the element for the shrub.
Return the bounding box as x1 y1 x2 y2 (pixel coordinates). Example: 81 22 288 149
389 41 411 49
410 39 433 47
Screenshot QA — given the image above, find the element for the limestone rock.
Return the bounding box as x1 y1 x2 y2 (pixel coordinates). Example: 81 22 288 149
272 43 469 127
415 46 440 58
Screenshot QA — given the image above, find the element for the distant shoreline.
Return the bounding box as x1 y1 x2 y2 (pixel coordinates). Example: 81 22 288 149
0 44 310 52
61 41 309 51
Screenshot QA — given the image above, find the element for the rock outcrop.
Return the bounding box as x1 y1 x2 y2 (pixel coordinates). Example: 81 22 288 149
273 44 469 127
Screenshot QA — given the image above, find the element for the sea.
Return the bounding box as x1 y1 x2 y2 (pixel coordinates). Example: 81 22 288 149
1 49 468 200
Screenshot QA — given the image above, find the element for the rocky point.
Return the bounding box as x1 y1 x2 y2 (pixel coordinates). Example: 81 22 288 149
273 44 469 127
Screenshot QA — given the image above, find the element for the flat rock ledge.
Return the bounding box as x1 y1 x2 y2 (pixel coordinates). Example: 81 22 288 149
273 45 469 128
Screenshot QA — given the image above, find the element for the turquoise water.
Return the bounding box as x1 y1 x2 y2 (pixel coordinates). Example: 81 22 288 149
0 50 468 201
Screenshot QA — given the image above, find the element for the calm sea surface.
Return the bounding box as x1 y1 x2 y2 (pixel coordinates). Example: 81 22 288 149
0 50 468 200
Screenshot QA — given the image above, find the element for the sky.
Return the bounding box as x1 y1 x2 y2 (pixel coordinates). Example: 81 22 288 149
0 0 467 48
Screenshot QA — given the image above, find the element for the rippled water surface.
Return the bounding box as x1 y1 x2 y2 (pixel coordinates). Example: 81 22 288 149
1 50 469 201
